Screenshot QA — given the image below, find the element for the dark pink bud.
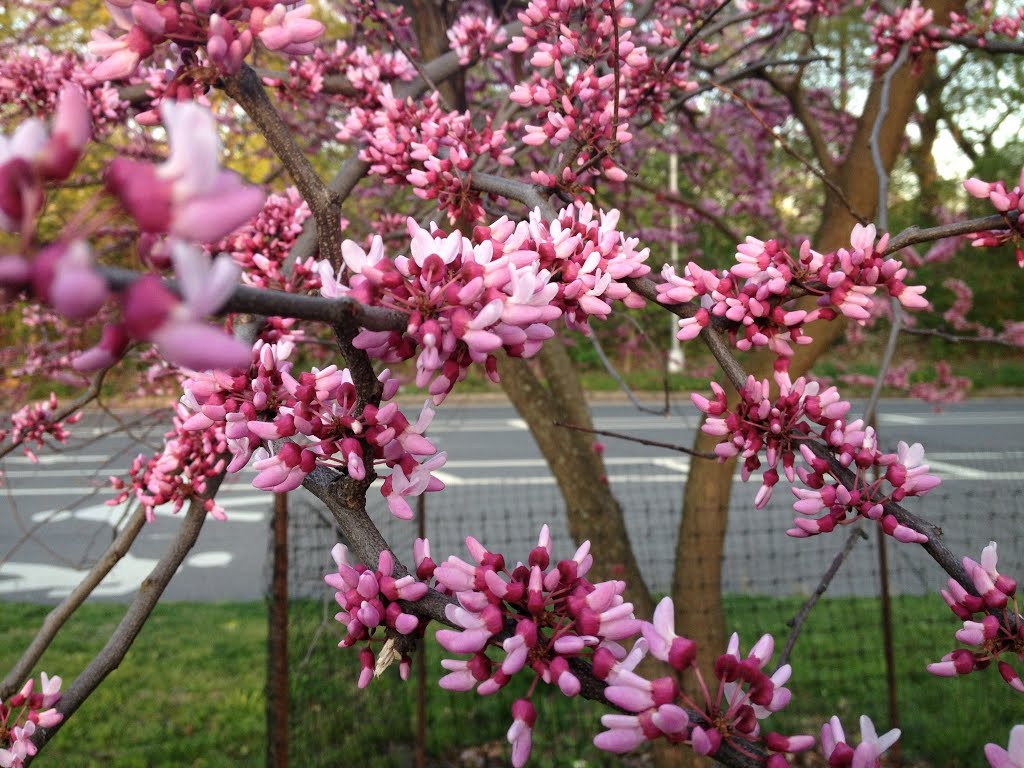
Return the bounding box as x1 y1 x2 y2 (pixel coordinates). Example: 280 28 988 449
591 647 616 679
650 676 678 706
669 637 697 670
0 157 41 223
528 546 549 570
468 652 492 681
714 654 739 682
995 574 1017 596
733 704 757 733
511 698 536 727
105 158 173 233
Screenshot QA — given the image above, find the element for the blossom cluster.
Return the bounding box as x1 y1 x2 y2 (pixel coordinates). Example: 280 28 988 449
928 541 1024 693
88 0 324 80
965 166 1024 268
595 597 812 763
509 0 678 187
657 224 927 364
318 204 649 403
0 91 263 374
693 371 940 542
447 14 507 66
324 545 429 688
1 393 81 463
208 187 321 293
336 86 514 222
422 526 644 767
109 404 231 521
179 339 446 519
868 0 941 68
262 39 415 106
0 673 62 768
0 47 128 129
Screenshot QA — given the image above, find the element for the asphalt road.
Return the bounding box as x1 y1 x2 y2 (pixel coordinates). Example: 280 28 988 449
1 398 1022 602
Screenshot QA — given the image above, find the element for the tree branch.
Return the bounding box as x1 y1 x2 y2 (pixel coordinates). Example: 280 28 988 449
29 475 225 755
1 507 147 700
96 265 409 332
221 64 342 265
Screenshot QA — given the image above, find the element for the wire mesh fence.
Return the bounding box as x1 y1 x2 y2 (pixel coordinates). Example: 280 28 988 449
282 470 1024 767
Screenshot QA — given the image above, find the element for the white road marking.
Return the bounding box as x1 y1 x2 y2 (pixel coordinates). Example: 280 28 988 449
0 552 159 598
186 552 233 568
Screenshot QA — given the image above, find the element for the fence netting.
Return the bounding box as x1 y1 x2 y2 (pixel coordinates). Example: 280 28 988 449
281 470 1024 767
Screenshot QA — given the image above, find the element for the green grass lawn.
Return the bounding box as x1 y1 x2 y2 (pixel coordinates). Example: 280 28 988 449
2 595 1019 766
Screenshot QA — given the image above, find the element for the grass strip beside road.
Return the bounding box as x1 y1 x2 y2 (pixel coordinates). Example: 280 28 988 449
0 596 1015 766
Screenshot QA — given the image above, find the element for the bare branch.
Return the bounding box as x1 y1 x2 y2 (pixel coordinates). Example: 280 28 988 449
96 265 409 332
29 474 225 755
1 508 147 700
555 421 717 459
776 525 868 670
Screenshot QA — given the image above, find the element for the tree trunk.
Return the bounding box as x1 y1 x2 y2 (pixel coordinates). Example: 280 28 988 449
498 344 655 621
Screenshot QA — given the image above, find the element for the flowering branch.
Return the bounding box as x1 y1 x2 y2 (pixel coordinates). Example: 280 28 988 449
0 370 107 461
884 211 1020 255
802 440 968 586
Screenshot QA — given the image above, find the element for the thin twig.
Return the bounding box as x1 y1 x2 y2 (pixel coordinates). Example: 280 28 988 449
554 421 717 459
864 45 909 428
900 326 1020 347
588 333 668 415
775 525 868 670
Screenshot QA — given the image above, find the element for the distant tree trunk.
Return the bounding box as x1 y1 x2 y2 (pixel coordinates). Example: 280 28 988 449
400 0 467 111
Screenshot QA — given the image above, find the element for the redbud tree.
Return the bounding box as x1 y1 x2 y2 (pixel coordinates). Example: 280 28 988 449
1 0 1024 766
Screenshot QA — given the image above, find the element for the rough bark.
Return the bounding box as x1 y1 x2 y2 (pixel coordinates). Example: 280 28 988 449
400 0 467 111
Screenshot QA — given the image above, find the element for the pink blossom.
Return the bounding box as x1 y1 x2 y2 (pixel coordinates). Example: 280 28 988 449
986 725 1024 768
106 101 265 243
507 699 536 767
820 715 900 768
929 541 1022 691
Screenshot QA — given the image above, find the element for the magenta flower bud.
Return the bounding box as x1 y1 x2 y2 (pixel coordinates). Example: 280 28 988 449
998 661 1024 692
714 653 739 682
650 676 678 706
357 647 374 688
592 647 617 679
668 637 697 671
